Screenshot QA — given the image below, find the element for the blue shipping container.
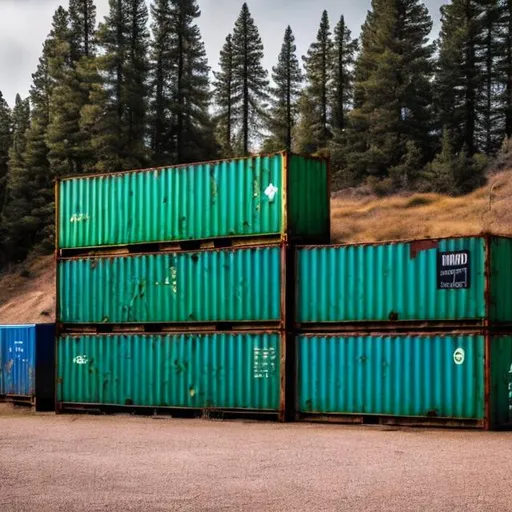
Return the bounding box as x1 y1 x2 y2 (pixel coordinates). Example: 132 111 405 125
0 324 55 411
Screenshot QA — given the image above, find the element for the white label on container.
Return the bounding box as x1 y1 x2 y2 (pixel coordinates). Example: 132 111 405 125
453 348 465 365
70 213 90 223
253 347 277 379
264 184 278 203
73 355 88 365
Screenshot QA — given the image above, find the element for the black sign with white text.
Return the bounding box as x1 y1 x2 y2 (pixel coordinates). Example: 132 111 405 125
437 251 470 289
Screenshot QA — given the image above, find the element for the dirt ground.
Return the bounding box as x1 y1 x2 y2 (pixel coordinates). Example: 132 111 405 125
1 405 512 512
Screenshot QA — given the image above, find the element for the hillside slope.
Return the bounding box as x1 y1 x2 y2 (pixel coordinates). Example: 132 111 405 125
1 170 511 324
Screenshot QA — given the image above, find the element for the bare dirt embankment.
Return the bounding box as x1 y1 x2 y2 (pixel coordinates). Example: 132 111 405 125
0 255 55 325
1 170 512 324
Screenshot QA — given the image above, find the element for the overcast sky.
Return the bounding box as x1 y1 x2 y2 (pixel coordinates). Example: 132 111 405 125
0 0 448 107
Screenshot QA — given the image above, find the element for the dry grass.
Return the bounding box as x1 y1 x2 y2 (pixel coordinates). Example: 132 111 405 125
331 170 512 243
1 170 512 324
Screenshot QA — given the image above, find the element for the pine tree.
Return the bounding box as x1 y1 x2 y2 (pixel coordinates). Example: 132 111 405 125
266 26 302 151
86 0 150 172
331 16 358 133
436 0 487 156
231 3 269 155
213 34 236 156
69 0 96 61
497 0 512 140
150 0 214 165
46 2 100 177
63 0 100 173
345 0 435 181
478 1 501 154
150 0 174 164
172 0 212 163
300 10 333 151
422 127 487 194
1 94 28 263
45 6 78 178
293 95 318 154
0 92 11 212
3 7 66 257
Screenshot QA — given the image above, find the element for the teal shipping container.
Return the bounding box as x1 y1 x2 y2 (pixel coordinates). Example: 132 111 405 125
297 333 512 429
297 236 512 328
56 332 285 417
57 245 285 326
57 152 330 251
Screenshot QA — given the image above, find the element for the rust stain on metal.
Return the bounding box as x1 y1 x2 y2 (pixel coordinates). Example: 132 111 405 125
410 239 438 259
483 236 491 330
388 311 399 322
484 332 491 430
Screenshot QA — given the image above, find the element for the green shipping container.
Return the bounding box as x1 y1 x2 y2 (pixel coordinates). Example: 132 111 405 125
297 333 512 430
297 236 512 327
57 332 285 416
57 245 285 326
57 152 330 250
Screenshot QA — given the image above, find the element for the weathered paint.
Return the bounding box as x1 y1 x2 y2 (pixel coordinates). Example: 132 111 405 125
287 154 330 240
58 246 283 325
489 238 512 323
297 334 487 423
297 236 512 326
57 332 282 412
489 335 512 429
0 324 55 410
57 152 329 250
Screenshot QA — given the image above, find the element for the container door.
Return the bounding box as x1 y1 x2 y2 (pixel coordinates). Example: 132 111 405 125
3 327 35 398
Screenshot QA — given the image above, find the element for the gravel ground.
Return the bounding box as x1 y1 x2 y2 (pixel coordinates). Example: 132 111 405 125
0 404 512 512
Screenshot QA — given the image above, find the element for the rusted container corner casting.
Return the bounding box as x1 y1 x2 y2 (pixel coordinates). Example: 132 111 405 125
57 331 293 420
296 332 512 430
57 152 330 251
57 244 291 327
296 235 512 327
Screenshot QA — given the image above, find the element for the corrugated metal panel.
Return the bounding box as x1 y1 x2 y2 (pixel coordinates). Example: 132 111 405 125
58 154 284 249
58 246 282 324
490 237 512 323
57 332 282 411
297 237 487 324
0 325 36 398
490 335 512 429
287 154 330 242
297 334 485 420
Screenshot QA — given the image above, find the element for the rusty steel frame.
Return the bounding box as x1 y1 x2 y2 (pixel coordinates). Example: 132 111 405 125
295 413 485 430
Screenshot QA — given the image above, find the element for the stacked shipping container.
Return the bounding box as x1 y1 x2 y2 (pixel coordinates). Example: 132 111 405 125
295 236 512 429
55 151 330 420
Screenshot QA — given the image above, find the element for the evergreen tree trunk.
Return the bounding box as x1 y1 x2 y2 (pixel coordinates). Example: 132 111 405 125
242 20 250 154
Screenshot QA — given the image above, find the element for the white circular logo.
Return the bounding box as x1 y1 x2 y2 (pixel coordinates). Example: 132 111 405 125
454 348 465 365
